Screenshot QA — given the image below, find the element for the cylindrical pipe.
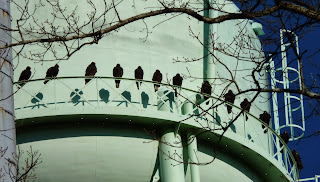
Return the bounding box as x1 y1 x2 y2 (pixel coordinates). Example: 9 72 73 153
159 128 185 182
157 88 184 181
0 1 17 181
203 0 216 82
187 132 201 182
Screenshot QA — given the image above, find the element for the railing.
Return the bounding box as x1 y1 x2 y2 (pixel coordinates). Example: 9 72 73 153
300 176 320 182
14 76 299 181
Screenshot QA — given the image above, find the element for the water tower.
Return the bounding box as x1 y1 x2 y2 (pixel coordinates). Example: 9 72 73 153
12 0 300 181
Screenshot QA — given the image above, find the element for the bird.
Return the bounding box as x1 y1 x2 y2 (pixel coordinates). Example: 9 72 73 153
172 73 183 97
152 70 162 92
292 149 303 171
280 131 290 153
134 66 144 89
201 81 212 105
44 64 59 84
259 111 271 133
224 90 235 114
113 64 123 88
18 66 31 87
240 98 251 121
85 62 97 84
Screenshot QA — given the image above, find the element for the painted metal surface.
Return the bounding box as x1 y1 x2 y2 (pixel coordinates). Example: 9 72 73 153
10 0 296 181
0 1 16 181
269 29 305 141
159 128 185 182
300 176 320 182
18 126 159 182
187 132 200 182
14 77 299 181
203 0 215 83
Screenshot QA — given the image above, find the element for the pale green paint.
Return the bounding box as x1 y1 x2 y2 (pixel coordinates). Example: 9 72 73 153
159 128 185 182
187 132 200 182
10 0 298 181
203 0 215 82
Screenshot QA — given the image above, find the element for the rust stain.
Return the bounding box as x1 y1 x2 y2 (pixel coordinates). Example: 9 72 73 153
0 107 5 120
1 9 9 19
0 58 11 70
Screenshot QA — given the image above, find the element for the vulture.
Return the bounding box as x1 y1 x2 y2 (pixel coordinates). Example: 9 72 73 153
240 98 251 121
224 90 235 114
134 66 144 89
85 62 97 84
292 149 303 171
18 66 31 87
201 81 212 105
259 111 271 133
44 64 59 84
280 131 290 153
113 64 123 88
172 73 183 97
152 70 162 92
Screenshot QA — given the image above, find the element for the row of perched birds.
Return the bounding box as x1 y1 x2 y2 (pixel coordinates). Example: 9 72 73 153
18 63 183 95
18 62 303 170
258 111 303 171
18 63 271 118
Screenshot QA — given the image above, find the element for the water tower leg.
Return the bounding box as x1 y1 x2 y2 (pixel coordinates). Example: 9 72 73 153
0 1 16 181
159 127 185 182
187 132 201 182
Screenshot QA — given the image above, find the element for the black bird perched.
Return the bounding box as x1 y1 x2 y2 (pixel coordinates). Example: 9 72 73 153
260 111 271 133
152 70 162 92
18 66 31 87
113 64 123 88
201 81 212 105
85 62 97 84
240 98 251 121
173 73 183 97
44 64 59 84
134 66 144 89
224 90 235 114
292 149 303 171
280 131 290 153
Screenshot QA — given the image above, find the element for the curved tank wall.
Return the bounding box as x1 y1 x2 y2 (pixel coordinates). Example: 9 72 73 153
10 0 294 182
17 119 265 182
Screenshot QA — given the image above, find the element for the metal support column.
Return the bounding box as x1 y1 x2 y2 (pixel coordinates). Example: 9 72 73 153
187 132 200 182
157 88 184 182
159 128 185 182
203 0 216 83
0 1 17 181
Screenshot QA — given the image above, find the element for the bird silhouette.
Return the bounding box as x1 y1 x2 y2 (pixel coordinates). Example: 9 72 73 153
240 98 251 121
260 111 271 133
44 64 59 84
173 73 183 97
201 81 212 105
224 90 235 114
280 131 290 153
18 66 31 87
85 62 97 84
134 66 144 89
113 64 123 88
292 149 303 171
152 70 162 92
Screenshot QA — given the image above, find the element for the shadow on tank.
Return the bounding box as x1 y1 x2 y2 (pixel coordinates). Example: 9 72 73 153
141 91 149 108
31 92 44 109
120 91 131 107
99 89 110 103
70 88 84 106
